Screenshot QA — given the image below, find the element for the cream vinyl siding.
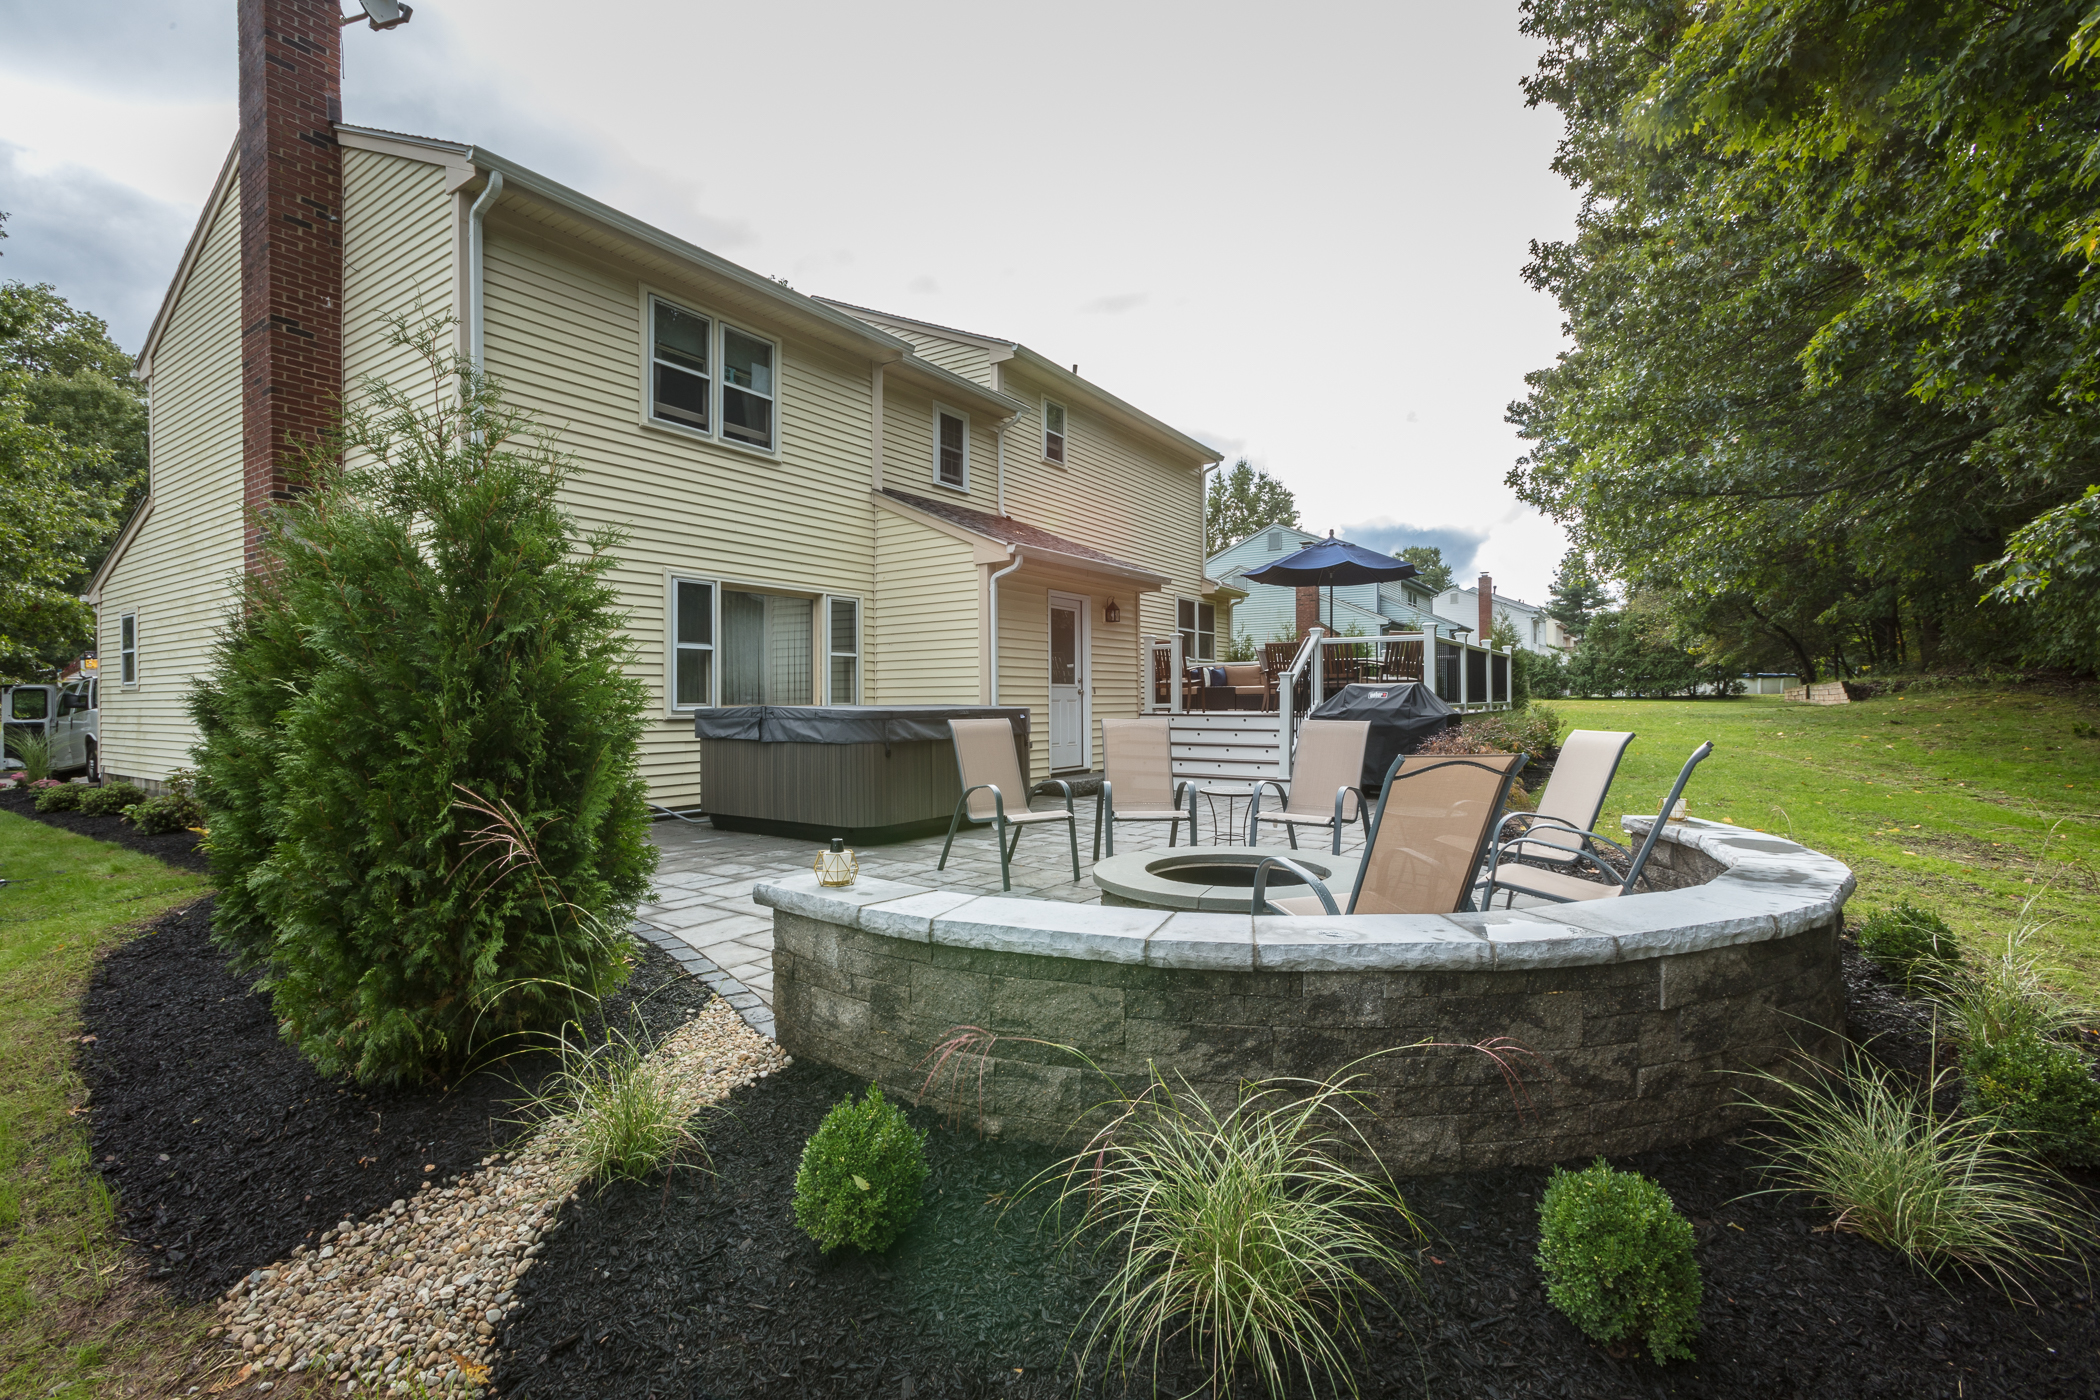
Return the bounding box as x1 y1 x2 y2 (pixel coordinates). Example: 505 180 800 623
342 148 456 405
883 379 996 502
997 572 1143 777
872 509 980 705
480 225 883 806
96 174 247 784
862 323 995 387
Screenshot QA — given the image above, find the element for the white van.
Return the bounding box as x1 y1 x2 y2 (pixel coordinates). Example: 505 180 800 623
3 680 99 778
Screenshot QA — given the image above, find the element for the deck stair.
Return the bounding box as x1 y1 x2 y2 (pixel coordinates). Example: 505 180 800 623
1166 712 1287 789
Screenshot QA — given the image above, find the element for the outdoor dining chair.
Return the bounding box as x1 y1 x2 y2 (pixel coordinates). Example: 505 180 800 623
1244 719 1372 854
1477 741 1714 906
1095 716 1198 860
1500 729 1636 870
937 717 1080 892
1251 750 1526 916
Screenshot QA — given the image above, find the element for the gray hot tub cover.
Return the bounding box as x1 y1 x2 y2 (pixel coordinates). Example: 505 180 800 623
693 705 1030 748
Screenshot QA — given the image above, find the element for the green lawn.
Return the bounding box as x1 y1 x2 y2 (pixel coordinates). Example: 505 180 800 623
1551 690 2100 997
0 811 214 1398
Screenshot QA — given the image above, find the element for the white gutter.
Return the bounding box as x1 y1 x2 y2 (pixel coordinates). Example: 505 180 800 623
467 170 505 371
988 545 1025 704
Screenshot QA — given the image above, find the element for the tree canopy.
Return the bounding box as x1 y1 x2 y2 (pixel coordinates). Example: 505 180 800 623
1205 459 1299 552
1509 1 2100 679
1396 545 1454 593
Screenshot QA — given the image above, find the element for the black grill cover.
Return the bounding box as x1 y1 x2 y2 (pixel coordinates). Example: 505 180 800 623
1306 682 1456 795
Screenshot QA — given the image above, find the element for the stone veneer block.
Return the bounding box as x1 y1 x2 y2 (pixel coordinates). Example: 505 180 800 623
758 818 1853 1171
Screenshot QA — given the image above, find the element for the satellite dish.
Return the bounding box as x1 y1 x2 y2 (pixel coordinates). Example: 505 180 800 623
344 0 413 30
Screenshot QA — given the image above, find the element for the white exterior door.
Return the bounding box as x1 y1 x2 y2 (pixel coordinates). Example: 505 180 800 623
1047 592 1089 772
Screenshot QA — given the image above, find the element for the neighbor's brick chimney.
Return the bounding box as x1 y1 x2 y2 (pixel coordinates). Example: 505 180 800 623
1478 572 1493 638
1297 585 1321 636
238 0 344 572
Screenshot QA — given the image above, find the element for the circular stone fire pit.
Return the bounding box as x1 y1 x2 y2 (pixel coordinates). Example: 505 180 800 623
1091 847 1364 913
756 817 1854 1172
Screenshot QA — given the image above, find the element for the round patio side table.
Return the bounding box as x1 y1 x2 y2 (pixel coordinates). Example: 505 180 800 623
1198 784 1253 847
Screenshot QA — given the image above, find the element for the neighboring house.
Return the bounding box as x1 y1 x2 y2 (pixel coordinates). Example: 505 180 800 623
1207 524 1453 649
1431 576 1572 656
85 0 1224 801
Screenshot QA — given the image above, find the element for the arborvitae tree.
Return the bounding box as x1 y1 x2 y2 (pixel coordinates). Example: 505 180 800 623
191 314 654 1084
1543 551 1611 640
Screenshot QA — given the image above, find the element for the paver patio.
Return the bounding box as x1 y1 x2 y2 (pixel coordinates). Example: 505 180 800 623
632 796 1370 1038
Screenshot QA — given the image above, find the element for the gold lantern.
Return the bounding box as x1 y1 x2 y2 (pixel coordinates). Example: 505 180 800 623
814 836 859 886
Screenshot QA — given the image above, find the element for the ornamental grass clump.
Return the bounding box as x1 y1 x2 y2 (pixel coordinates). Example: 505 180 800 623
9 733 53 782
549 1026 708 1185
1856 901 1965 988
1535 1160 1701 1364
189 312 653 1085
793 1085 927 1253
1038 1067 1421 1400
1743 1050 2090 1292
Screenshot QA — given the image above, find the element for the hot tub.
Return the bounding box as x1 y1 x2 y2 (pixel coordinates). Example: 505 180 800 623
693 705 1029 844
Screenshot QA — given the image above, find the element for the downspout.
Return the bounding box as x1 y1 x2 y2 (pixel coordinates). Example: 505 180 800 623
988 545 1025 704
993 416 1010 514
467 170 504 372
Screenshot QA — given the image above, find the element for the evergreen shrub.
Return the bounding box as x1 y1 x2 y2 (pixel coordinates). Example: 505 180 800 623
33 782 83 812
127 772 206 836
79 782 145 817
1857 901 1965 986
792 1085 927 1253
1962 1034 2100 1166
1536 1159 1701 1363
190 314 654 1084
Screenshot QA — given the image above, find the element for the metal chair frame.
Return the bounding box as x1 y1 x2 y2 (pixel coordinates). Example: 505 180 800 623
1094 778 1198 861
937 779 1079 892
1478 741 1714 906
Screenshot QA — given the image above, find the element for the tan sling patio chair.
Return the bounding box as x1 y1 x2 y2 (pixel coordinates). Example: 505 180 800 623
1245 719 1373 854
1095 717 1197 860
1497 729 1636 869
1479 741 1714 906
937 718 1080 892
1252 751 1526 916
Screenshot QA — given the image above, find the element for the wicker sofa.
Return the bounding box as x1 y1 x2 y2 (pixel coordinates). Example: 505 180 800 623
1187 662 1273 710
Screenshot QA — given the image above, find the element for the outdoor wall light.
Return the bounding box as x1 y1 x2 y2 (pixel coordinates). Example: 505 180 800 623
1104 599 1121 624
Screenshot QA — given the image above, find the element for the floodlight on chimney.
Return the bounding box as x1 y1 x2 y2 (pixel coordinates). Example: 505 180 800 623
343 0 412 29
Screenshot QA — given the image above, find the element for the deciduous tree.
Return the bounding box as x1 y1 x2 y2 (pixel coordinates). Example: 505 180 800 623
1205 459 1299 551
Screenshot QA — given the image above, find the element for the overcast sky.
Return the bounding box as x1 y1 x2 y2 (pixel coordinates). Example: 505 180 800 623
0 0 1580 601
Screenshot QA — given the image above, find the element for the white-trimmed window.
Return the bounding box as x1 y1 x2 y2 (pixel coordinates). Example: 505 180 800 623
934 406 969 489
650 298 711 432
721 324 776 450
827 596 860 704
1042 398 1066 464
670 579 715 709
119 612 138 684
1177 598 1215 663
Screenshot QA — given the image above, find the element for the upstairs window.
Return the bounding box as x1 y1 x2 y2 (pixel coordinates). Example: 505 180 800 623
935 407 968 489
1177 597 1216 662
120 613 138 684
1042 398 1066 464
651 298 711 431
721 325 776 450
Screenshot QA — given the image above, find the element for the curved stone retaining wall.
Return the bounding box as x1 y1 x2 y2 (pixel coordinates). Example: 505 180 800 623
755 818 1854 1172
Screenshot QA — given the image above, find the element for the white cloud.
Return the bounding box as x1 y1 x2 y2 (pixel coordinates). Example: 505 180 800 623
1081 292 1147 315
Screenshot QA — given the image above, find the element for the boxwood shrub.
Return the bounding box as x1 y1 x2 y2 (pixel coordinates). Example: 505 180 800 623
33 782 84 813
1857 901 1965 987
1536 1159 1701 1363
189 315 653 1085
793 1085 927 1253
1962 1033 2100 1166
79 782 146 817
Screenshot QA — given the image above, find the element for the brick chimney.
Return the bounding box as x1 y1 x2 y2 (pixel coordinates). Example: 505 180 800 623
238 0 344 571
1296 585 1321 636
1477 572 1493 639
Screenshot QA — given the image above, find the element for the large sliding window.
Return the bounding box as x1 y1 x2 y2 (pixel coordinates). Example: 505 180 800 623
828 597 859 704
719 590 813 706
647 297 778 451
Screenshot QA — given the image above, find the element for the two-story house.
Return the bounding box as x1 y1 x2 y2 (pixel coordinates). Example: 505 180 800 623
1207 523 1453 651
1431 576 1572 656
84 0 1228 806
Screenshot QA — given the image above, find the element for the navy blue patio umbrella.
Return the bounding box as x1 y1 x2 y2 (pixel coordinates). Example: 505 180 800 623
1239 530 1419 632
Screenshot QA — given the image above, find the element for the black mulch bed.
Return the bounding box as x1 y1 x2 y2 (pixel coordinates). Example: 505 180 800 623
0 782 210 872
79 895 712 1300
494 957 2100 1400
